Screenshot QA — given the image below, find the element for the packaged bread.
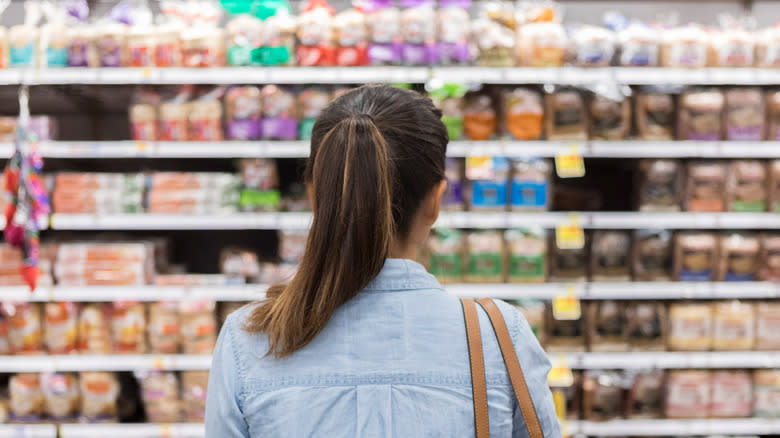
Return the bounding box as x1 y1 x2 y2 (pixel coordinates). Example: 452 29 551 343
626 302 666 351
549 234 589 282
189 95 223 142
626 370 664 419
769 160 780 212
220 248 260 281
465 231 504 283
9 23 39 67
258 10 296 66
0 313 9 355
510 158 551 211
180 301 217 354
590 231 631 282
44 302 78 354
617 22 660 66
755 302 780 350
261 85 298 140
661 25 709 68
436 0 471 65
79 372 119 423
504 88 543 140
754 369 780 417
635 90 675 140
2 302 43 354
505 227 546 283
517 22 567 67
182 371 209 422
571 25 615 67
239 158 280 212
665 370 711 419
226 14 262 66
181 26 224 67
710 28 754 67
638 160 682 212
668 302 713 351
9 374 44 422
159 101 189 141
110 302 146 354
589 92 630 140
544 302 586 352
129 103 158 141
225 86 262 141
140 371 181 423
678 90 724 141
428 228 464 283
633 230 673 281
126 25 157 67
155 22 184 67
545 90 587 141
399 0 437 66
297 4 336 67
472 2 514 67
432 90 464 141
442 158 465 211
94 23 126 67
41 373 79 422
147 301 180 354
587 301 629 352
366 4 402 65
712 300 755 350
279 230 308 264
767 92 780 141
728 160 767 212
466 156 509 211
298 87 330 140
685 162 727 212
675 233 718 281
760 234 780 281
582 371 624 421
757 26 780 67
333 9 369 66
463 92 497 141
67 26 94 67
711 370 752 418
563 371 582 420
77 303 111 354
718 233 760 282
724 88 764 141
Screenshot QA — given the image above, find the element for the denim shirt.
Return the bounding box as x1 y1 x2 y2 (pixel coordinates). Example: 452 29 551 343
206 258 562 437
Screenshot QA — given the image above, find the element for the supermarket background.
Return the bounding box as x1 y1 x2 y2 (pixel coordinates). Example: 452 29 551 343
1 0 780 437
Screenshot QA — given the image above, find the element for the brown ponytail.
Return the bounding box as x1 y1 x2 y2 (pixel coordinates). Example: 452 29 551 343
245 85 448 358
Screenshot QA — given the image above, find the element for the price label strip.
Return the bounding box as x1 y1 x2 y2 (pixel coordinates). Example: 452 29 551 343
555 213 585 250
554 143 585 178
552 285 581 321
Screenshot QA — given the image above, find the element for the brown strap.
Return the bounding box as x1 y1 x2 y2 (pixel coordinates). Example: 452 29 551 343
461 298 490 438
477 298 545 438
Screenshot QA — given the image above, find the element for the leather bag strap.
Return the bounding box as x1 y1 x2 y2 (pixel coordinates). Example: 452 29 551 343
461 298 490 438
477 298 544 438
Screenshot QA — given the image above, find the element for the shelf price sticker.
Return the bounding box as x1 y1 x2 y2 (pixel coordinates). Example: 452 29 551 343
552 285 581 321
159 424 172 438
555 213 584 250
548 356 574 387
554 143 585 178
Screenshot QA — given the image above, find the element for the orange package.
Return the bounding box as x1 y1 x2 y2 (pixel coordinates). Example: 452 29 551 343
463 93 497 141
504 88 544 140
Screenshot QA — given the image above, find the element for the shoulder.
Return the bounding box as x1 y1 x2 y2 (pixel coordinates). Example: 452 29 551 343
218 302 269 359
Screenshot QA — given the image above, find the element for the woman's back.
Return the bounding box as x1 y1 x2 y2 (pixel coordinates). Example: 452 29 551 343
207 259 561 437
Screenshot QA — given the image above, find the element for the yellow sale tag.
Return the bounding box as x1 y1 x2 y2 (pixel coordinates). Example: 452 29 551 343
159 424 172 438
555 214 584 250
153 357 166 370
142 68 153 78
552 287 581 321
548 356 575 387
555 143 585 178
552 389 568 437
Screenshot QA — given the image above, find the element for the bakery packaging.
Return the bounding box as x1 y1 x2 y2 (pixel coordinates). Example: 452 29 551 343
544 301 586 352
545 89 588 140
589 92 630 140
505 227 547 283
710 370 753 418
668 302 713 351
727 160 768 212
587 301 629 352
724 88 764 141
712 300 755 350
635 90 674 140
549 233 589 282
685 161 727 212
678 89 724 141
427 228 464 283
665 370 711 419
510 158 551 211
718 233 760 282
675 232 719 281
590 231 631 282
638 160 682 212
504 88 543 140
633 229 673 281
626 302 667 351
627 370 664 418
582 371 624 421
465 231 504 283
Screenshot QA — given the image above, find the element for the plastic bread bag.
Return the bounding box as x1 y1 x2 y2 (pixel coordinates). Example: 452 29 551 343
129 87 160 141
625 370 664 419
543 300 585 352
298 87 330 140
674 232 719 281
626 301 666 351
588 85 631 140
365 0 401 65
138 371 181 423
632 229 673 281
712 300 755 350
400 0 437 65
472 2 515 67
427 82 467 141
261 85 298 140
545 88 587 140
718 232 760 282
661 24 708 68
43 302 78 354
279 230 308 264
767 91 780 141
79 372 119 423
582 371 625 421
724 88 764 141
189 87 224 142
1 302 43 354
727 160 767 212
155 18 184 67
9 1 42 67
331 8 368 66
297 0 336 66
66 8 94 68
463 91 497 141
258 8 296 66
590 231 631 282
109 301 146 354
679 89 724 141
757 26 780 67
181 371 209 422
181 26 224 67
466 156 509 211
771 160 780 212
617 21 660 66
225 86 262 140
668 302 713 351
94 17 127 68
505 227 546 283
464 231 504 283
226 14 263 66
710 370 752 418
504 87 543 140
753 370 780 417
41 372 79 422
685 161 727 212
0 0 9 68
638 159 682 212
436 0 471 65
515 22 566 67
586 301 629 352
0 313 8 354
510 158 550 211
180 300 217 354
635 88 675 140
760 233 780 282
755 301 780 350
571 25 615 67
38 0 69 67
709 16 754 67
548 232 589 282
77 303 111 354
159 86 192 141
427 228 463 283
9 373 44 422
665 370 712 419
147 301 180 354
126 24 156 67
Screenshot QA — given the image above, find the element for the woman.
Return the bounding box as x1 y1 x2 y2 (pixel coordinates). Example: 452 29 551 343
206 85 561 437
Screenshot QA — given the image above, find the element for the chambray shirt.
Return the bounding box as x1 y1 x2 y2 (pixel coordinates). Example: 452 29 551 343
206 258 562 437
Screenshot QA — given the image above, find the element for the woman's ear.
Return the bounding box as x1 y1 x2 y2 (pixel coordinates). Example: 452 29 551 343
423 179 448 226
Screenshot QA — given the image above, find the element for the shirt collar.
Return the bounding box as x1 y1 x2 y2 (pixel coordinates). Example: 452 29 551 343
363 258 443 292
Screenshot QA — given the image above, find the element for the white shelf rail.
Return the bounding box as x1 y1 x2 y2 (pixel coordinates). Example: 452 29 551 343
59 423 204 438
0 354 212 373
0 425 57 438
567 418 780 436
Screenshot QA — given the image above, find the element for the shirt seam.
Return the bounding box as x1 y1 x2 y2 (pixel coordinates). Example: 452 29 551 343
228 315 249 411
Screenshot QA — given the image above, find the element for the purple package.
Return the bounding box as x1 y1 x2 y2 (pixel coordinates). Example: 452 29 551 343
727 126 762 141
227 120 262 140
261 118 298 140
67 39 90 67
402 44 440 65
369 43 403 64
28 117 57 141
438 42 470 63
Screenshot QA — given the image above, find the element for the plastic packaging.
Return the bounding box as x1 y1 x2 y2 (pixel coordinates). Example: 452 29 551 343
571 25 615 67
95 22 127 67
41 372 79 422
298 87 330 140
589 90 630 140
632 230 673 281
668 302 713 351
279 230 308 264
261 85 297 140
582 371 624 421
472 2 515 66
756 26 780 67
189 89 224 142
180 300 216 354
661 25 709 68
710 27 754 67
110 301 146 353
77 303 111 353
724 88 764 141
181 371 209 422
504 88 544 140
510 158 550 211
727 160 767 212
9 1 41 67
635 89 674 140
675 232 718 281
258 9 296 65
239 158 280 212
590 231 631 282
617 21 660 66
181 26 224 67
147 301 180 354
679 89 724 141
442 158 465 210
79 371 119 423
2 302 43 354
626 302 666 351
587 301 629 352
436 0 470 65
754 370 780 417
9 373 44 422
760 233 780 282
545 89 587 140
626 370 664 418
718 233 760 282
43 302 78 354
638 159 682 212
129 88 160 141
463 92 497 141
544 300 585 352
756 301 780 350
685 161 727 212
139 371 181 423
297 0 336 66
226 14 262 66
549 233 589 282
332 8 369 66
710 370 752 418
505 227 546 283
466 156 509 211
465 231 504 283
665 370 711 418
225 86 262 141
38 1 68 67
159 87 191 141
771 160 780 212
400 0 437 65
712 300 755 350
428 228 463 283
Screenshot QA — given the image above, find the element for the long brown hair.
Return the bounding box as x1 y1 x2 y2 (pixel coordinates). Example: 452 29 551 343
244 85 449 357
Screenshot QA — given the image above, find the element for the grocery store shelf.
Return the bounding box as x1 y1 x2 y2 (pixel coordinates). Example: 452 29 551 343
0 354 212 373
0 425 57 438
5 285 266 302
567 418 780 436
49 212 313 230
59 423 204 438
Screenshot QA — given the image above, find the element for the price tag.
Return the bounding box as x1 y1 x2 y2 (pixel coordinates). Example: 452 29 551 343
548 356 575 387
135 141 149 157
153 356 166 370
465 156 494 180
552 286 581 321
141 68 153 79
554 143 585 178
159 424 172 438
555 213 584 250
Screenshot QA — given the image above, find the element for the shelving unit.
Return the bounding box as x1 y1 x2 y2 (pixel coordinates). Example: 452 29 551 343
59 423 204 438
567 419 780 436
0 425 57 438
